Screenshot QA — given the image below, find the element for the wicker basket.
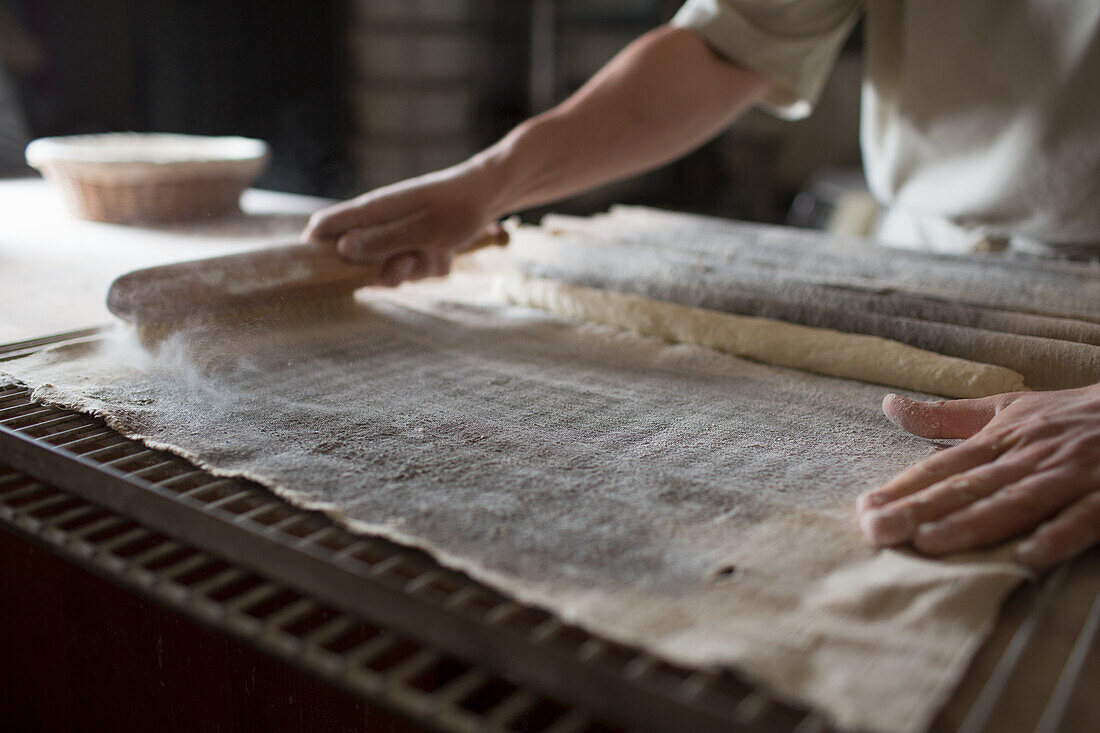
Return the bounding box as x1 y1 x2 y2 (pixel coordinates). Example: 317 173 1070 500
25 133 270 224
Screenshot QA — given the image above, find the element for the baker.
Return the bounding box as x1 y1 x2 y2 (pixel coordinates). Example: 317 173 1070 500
303 1 1100 571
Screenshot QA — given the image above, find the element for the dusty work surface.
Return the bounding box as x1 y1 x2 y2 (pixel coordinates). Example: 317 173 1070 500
0 178 331 342
3 274 1028 733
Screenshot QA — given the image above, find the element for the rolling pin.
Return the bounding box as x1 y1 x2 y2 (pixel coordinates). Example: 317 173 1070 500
107 229 509 331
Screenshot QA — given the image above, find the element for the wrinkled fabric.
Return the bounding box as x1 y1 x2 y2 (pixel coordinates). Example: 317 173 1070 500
3 283 1027 733
518 207 1100 390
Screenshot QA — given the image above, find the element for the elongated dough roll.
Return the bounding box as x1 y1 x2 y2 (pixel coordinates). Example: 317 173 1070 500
496 273 1027 399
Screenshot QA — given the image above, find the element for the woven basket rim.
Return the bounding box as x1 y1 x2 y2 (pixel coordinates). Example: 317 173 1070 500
37 157 268 183
26 132 269 167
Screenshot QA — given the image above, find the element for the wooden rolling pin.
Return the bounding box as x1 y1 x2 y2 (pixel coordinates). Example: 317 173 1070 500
107 229 509 329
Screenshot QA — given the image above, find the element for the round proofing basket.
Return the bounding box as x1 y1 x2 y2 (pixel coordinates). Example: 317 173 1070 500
25 133 270 224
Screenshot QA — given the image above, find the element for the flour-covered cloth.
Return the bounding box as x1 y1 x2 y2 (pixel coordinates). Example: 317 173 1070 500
516 207 1100 391
2 286 1027 733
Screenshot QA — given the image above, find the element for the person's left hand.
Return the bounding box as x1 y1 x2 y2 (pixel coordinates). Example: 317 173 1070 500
856 384 1100 571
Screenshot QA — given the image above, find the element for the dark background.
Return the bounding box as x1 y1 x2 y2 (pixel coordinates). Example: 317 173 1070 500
5 0 354 196
1 0 865 225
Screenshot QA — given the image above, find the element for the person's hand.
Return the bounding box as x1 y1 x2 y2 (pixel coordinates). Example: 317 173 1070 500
857 384 1100 571
302 162 503 286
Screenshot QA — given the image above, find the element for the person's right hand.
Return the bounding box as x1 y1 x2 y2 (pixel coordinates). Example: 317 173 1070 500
301 162 503 287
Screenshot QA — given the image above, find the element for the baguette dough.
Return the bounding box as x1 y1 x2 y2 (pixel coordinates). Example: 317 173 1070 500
496 273 1027 399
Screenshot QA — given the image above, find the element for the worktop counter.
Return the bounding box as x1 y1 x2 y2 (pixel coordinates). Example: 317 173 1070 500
0 177 333 342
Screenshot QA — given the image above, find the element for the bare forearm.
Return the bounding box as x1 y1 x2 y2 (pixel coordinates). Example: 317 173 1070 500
475 25 771 217
303 25 770 283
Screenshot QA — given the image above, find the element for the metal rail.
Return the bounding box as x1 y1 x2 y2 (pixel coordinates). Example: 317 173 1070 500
0 464 567 733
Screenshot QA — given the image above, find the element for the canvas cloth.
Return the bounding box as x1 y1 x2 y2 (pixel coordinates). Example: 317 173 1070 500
516 207 1100 391
3 273 1029 733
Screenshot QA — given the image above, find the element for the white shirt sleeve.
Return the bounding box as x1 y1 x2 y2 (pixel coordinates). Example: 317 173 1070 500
671 0 864 119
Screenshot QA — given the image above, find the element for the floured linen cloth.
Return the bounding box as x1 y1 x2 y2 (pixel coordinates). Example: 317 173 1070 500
515 207 1100 391
2 283 1028 733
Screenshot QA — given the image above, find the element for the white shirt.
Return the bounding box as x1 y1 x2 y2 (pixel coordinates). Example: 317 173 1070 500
672 0 1100 255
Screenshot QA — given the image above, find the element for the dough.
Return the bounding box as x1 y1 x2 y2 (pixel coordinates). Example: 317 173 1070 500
496 273 1028 399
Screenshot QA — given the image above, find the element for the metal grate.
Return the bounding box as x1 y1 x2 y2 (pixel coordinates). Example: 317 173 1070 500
2 329 1098 733
0 461 604 733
